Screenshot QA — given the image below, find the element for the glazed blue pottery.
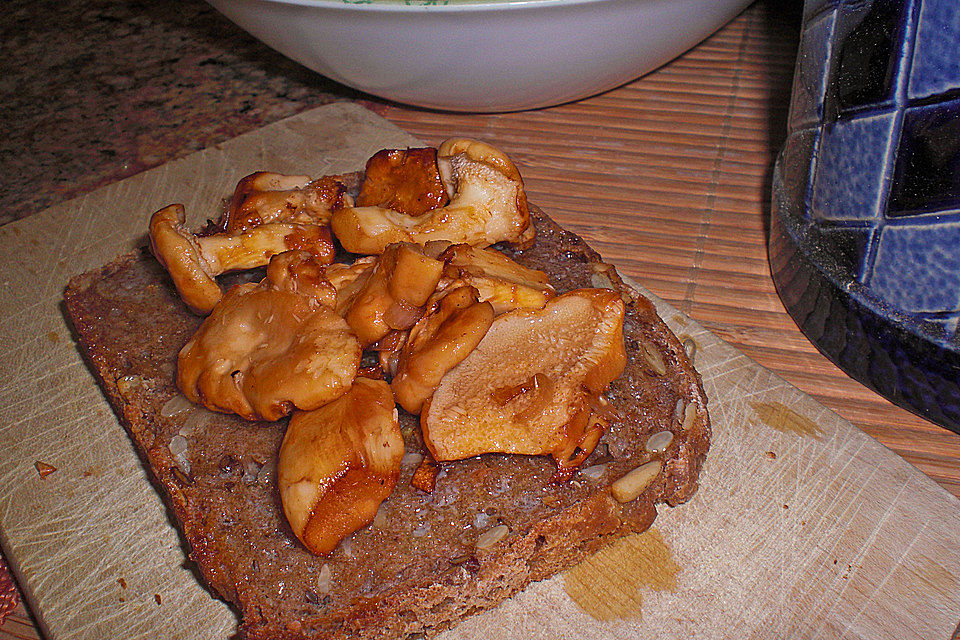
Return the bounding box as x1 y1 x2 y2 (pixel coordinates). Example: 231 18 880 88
770 0 960 433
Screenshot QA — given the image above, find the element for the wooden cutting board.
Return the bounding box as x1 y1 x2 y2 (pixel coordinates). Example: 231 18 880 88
1 103 958 640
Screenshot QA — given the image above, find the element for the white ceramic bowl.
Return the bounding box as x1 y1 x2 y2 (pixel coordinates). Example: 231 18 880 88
206 0 752 112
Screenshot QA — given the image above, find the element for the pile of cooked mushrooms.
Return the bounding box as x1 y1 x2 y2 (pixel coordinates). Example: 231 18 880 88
149 139 627 556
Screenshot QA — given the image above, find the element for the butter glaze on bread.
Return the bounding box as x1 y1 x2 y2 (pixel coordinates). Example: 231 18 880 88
64 205 710 640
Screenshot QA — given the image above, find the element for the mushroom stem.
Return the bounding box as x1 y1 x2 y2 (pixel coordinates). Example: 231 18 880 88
391 286 495 414
194 223 334 274
337 243 444 348
439 243 555 314
149 203 335 315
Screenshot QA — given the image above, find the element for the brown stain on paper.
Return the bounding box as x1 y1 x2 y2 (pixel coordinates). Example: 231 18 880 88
749 401 823 439
563 528 679 621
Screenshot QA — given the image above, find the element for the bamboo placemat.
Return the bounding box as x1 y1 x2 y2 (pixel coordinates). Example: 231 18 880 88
4 1 960 638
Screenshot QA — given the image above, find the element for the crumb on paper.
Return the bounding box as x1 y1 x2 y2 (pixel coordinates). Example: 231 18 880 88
118 577 127 589
34 461 57 478
155 593 162 605
765 451 777 460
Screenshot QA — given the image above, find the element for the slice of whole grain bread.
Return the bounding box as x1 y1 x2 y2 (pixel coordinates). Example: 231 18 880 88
63 206 710 640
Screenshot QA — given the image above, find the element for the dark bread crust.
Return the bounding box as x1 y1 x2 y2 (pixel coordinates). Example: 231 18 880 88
64 207 710 640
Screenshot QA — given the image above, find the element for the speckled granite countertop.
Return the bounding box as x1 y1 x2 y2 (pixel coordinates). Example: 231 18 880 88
1 0 373 226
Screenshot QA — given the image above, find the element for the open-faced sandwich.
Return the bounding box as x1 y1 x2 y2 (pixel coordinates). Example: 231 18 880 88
64 138 710 639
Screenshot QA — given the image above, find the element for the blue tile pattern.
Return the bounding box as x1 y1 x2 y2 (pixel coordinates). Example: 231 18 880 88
810 111 896 222
889 99 960 215
869 221 960 313
825 0 911 118
786 0 960 318
771 0 960 432
814 225 874 279
789 12 836 130
908 0 960 100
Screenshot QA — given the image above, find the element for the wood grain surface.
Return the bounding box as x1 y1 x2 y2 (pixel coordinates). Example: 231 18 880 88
2 1 959 638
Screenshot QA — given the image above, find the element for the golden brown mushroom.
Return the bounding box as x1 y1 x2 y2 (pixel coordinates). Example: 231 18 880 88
176 252 360 421
309 256 376 312
149 204 335 314
264 249 338 306
421 289 626 480
278 377 404 556
378 245 551 389
222 172 353 234
330 138 534 254
355 147 449 217
439 243 555 314
336 242 444 347
391 286 495 414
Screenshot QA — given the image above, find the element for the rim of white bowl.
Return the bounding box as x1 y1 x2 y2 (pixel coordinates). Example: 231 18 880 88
257 0 616 11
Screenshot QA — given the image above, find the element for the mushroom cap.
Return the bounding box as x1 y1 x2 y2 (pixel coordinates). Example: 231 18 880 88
439 243 555 314
437 138 524 186
223 171 351 233
421 289 626 465
391 286 495 414
338 243 444 348
266 249 338 307
356 147 449 217
176 279 361 421
278 377 404 555
330 138 533 254
148 204 221 315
